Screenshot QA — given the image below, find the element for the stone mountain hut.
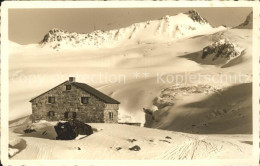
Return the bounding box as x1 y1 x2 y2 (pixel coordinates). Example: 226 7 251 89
30 77 120 123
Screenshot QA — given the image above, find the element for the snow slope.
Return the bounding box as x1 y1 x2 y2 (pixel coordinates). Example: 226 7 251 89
9 121 252 160
9 29 252 125
144 83 252 134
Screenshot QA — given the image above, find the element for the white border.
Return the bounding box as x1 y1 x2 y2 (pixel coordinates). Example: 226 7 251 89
252 3 260 166
1 1 259 166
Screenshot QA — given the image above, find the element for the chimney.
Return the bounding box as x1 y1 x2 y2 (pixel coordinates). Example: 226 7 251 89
69 77 75 82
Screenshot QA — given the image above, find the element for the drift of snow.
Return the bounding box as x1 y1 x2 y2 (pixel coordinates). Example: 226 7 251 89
9 121 252 160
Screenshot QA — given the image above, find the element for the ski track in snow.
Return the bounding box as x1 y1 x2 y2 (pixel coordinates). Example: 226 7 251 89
154 134 222 160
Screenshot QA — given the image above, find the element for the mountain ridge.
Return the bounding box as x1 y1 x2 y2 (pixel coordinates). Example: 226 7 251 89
40 10 215 50
235 11 252 29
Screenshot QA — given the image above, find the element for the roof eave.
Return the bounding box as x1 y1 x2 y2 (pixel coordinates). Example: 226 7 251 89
105 101 120 104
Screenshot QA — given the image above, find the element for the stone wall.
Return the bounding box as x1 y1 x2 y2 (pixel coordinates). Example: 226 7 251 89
31 81 118 123
104 104 119 123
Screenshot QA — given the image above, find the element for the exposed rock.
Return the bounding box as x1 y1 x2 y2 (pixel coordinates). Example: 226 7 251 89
153 84 219 110
159 140 171 143
24 128 36 133
116 147 122 151
54 122 77 140
202 38 242 61
129 145 141 151
165 136 172 139
143 108 155 128
144 84 221 129
54 119 93 140
69 119 93 135
153 97 174 109
42 130 47 135
186 10 208 24
9 148 19 158
127 138 137 143
9 138 27 158
236 11 252 29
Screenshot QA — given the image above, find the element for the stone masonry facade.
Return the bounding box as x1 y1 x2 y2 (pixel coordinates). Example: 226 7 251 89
30 81 119 123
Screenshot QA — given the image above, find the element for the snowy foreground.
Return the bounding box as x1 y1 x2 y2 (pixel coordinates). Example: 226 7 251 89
9 120 252 160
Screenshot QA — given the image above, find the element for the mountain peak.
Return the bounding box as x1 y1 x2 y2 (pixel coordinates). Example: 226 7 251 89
49 28 65 33
186 9 208 24
39 11 214 50
40 28 67 44
235 11 252 29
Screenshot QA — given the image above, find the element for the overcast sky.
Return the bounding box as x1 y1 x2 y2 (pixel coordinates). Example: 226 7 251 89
9 7 252 45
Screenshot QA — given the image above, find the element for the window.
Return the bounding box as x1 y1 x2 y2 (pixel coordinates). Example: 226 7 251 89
48 97 55 104
66 85 71 91
81 97 89 104
48 111 55 117
109 112 113 120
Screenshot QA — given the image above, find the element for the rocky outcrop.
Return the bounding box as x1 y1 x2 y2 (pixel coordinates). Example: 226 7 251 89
129 145 141 151
185 10 208 24
24 128 36 133
143 108 155 128
54 120 93 140
144 84 220 128
202 38 242 61
9 137 27 158
235 11 252 29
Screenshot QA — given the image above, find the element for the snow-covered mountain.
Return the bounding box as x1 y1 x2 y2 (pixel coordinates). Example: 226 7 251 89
235 11 253 29
40 10 215 50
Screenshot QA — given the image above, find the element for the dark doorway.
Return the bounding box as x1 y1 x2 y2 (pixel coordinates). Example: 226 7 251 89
64 111 69 118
